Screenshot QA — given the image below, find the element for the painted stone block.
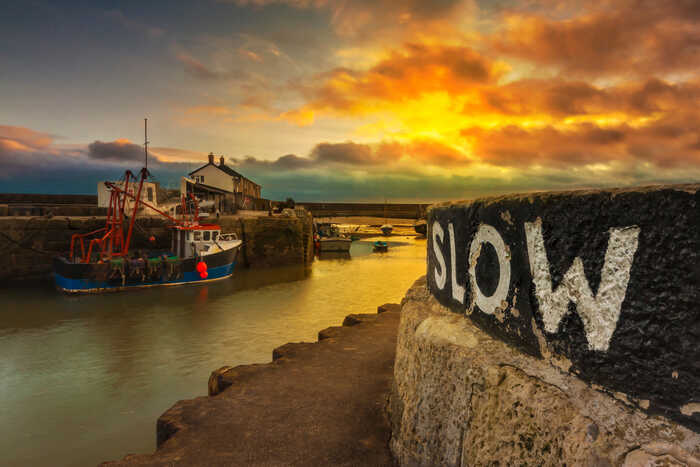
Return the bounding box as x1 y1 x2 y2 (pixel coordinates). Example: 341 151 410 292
426 185 699 431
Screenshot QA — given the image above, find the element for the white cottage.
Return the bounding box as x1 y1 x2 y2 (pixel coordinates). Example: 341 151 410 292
189 153 261 199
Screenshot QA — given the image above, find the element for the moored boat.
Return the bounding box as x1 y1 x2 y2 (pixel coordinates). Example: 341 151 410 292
379 224 393 236
315 222 351 252
53 224 242 293
373 240 388 252
52 127 242 293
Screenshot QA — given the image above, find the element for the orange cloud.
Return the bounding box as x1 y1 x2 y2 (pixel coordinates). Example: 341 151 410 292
298 42 506 115
0 125 54 148
491 0 700 76
463 114 700 169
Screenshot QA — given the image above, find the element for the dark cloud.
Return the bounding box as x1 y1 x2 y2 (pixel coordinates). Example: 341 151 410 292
233 138 470 172
88 140 144 162
234 154 315 170
311 142 376 165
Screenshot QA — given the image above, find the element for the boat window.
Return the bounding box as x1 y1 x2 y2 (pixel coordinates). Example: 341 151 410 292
194 231 202 241
212 231 218 241
203 231 210 241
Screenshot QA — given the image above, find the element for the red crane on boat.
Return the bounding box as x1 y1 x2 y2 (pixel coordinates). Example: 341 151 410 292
69 119 202 264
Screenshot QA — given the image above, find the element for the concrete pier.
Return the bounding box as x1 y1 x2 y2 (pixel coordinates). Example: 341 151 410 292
103 303 402 466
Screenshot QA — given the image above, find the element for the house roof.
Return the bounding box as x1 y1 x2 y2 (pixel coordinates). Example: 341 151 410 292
189 162 260 187
186 179 230 194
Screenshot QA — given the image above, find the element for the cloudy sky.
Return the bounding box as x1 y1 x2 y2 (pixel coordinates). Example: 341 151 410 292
1 0 699 201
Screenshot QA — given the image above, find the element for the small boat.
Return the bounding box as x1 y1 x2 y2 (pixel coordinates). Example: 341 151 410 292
315 222 351 252
373 240 388 252
414 219 427 236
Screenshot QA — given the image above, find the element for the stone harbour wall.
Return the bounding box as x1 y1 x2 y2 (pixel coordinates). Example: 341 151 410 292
390 184 699 465
389 277 700 466
298 202 429 219
0 213 314 282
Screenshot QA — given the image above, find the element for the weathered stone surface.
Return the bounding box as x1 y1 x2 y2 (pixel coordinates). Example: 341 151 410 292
390 277 700 466
318 325 346 340
343 313 380 326
426 184 699 429
378 303 402 314
103 308 401 466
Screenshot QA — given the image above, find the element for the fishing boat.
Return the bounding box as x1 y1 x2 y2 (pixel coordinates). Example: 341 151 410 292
53 121 242 293
373 240 388 252
315 222 351 252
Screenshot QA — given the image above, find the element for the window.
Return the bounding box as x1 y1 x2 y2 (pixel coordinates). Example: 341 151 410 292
194 231 202 241
199 176 205 183
186 231 190 240
147 187 153 202
212 231 218 241
203 231 210 241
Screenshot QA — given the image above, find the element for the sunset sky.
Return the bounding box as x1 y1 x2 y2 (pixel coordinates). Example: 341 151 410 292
1 0 699 200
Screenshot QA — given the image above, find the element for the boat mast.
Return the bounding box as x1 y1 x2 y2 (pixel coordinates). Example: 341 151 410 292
144 118 149 170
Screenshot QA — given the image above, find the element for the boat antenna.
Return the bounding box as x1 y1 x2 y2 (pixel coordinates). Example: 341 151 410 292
144 117 149 170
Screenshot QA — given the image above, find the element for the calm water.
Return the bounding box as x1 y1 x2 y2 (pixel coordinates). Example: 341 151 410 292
0 237 426 466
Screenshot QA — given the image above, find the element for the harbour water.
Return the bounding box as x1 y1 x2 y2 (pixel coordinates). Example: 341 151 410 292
0 237 426 466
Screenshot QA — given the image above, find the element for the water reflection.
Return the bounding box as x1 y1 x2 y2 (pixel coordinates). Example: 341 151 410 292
0 236 425 466
317 251 351 261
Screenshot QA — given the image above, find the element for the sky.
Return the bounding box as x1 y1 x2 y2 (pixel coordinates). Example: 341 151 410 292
1 0 699 201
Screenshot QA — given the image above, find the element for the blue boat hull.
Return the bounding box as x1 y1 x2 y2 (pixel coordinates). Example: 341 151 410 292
53 246 240 293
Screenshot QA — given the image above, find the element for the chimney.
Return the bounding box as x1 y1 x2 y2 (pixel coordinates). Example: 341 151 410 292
219 156 225 166
208 152 214 164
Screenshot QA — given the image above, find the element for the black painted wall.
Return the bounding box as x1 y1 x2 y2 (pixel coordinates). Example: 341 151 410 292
426 185 699 432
